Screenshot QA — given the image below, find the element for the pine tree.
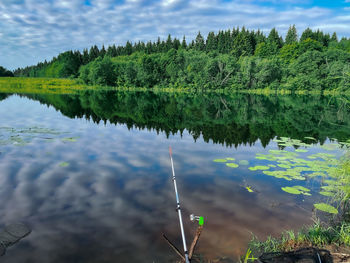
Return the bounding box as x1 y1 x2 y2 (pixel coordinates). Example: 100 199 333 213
125 41 132 55
100 45 106 57
173 38 180 50
331 32 338 42
89 45 99 61
166 34 173 51
181 36 187 49
195 31 205 51
82 48 89 64
268 28 283 48
206 32 217 51
285 25 298 44
300 28 314 42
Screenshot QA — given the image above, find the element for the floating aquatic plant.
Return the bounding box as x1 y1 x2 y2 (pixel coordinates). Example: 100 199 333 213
239 160 249 165
226 163 239 168
62 137 78 142
249 166 270 171
59 162 69 167
314 203 338 214
295 149 308 153
213 159 227 163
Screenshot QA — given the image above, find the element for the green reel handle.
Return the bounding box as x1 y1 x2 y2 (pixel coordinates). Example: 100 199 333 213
190 214 204 226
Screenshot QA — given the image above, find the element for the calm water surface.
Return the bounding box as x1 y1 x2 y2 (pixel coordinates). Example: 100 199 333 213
0 91 349 262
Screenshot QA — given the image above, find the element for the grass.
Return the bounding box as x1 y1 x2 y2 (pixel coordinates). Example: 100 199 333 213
0 77 114 94
1 77 350 95
245 220 350 261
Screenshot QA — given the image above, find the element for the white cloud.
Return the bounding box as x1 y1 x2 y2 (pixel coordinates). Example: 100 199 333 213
0 0 349 70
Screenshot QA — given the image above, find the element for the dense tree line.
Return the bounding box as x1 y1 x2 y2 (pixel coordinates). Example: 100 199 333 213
21 90 350 147
14 26 350 91
0 66 14 77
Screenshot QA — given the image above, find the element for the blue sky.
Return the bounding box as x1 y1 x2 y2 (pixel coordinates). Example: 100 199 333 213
0 0 349 70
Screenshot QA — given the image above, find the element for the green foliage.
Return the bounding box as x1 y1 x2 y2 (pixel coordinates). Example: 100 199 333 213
285 25 298 45
11 26 350 93
0 66 14 77
79 56 117 86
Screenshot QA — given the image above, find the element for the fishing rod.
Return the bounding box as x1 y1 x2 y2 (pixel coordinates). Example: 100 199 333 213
169 146 190 263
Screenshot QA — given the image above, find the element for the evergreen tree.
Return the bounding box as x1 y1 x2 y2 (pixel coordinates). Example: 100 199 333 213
89 45 100 61
285 25 298 44
195 31 205 51
166 34 173 51
300 28 314 42
268 28 283 48
106 45 117 57
181 36 187 49
173 38 180 50
125 41 133 55
100 45 106 57
331 32 338 42
206 32 217 51
82 48 90 64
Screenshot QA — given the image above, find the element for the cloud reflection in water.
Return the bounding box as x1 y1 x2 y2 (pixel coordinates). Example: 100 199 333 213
0 95 315 262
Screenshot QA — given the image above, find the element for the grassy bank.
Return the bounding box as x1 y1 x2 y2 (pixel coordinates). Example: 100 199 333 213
1 77 350 95
0 77 112 94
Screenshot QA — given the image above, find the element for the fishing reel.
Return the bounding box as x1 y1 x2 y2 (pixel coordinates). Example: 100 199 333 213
190 214 204 226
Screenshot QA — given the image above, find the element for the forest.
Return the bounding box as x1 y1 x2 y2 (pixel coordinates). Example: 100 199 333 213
0 66 14 77
14 90 350 146
12 26 350 91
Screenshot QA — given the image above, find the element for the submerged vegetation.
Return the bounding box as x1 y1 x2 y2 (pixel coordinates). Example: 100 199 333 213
11 26 350 93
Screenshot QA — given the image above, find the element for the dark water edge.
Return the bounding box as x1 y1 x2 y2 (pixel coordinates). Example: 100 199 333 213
0 91 349 262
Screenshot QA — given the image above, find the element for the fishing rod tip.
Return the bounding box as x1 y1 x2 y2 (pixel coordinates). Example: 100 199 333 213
169 146 172 156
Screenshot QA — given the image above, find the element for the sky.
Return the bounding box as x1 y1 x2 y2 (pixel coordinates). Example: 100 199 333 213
0 0 349 70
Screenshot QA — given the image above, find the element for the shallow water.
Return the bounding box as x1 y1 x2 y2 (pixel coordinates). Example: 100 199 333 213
0 91 349 262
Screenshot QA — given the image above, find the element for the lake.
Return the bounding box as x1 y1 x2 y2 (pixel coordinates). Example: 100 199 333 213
0 90 349 262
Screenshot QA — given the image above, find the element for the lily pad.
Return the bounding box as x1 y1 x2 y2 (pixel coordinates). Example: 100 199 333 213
314 203 338 214
62 137 78 142
277 164 291 169
304 137 316 141
226 163 239 168
295 149 308 153
238 160 249 165
249 165 270 171
319 191 334 197
59 162 69 167
226 157 235 161
213 159 227 163
281 185 311 195
281 187 301 195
